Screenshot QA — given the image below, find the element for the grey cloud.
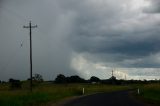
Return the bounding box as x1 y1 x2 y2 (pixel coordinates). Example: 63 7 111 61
0 0 160 80
0 0 79 81
143 0 160 13
67 0 160 68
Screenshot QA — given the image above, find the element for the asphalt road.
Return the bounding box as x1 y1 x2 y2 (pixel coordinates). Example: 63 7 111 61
64 90 147 106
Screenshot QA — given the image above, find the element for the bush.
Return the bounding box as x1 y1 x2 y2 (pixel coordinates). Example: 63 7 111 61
33 74 43 82
90 76 100 83
9 78 22 89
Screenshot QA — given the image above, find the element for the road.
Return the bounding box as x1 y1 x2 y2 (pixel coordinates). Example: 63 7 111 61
64 90 147 106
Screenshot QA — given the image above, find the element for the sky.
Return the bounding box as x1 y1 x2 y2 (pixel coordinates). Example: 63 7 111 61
0 0 160 81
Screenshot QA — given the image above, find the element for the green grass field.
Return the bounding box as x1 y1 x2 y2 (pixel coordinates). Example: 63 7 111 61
0 82 160 106
0 82 130 106
136 83 160 105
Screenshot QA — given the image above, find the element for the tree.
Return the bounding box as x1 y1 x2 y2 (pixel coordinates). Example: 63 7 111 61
109 76 117 85
67 75 85 83
90 76 100 82
55 74 86 83
55 74 66 83
33 74 43 82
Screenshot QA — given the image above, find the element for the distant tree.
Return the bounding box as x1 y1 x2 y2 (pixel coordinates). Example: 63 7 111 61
107 76 117 85
109 76 116 80
68 75 85 83
55 74 86 83
55 74 67 83
90 76 100 82
33 74 43 82
9 78 21 89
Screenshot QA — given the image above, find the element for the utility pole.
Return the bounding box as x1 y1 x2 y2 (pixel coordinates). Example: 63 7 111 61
112 70 113 77
23 21 37 92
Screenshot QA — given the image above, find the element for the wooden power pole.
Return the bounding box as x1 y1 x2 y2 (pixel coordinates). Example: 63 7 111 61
23 21 37 92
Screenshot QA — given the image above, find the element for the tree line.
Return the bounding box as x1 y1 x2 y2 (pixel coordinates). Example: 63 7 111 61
54 74 100 83
1 73 160 90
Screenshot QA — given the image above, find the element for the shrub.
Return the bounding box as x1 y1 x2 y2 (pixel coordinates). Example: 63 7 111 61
9 78 22 89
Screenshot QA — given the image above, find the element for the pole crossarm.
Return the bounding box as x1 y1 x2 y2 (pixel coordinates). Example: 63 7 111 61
23 21 37 29
23 25 37 28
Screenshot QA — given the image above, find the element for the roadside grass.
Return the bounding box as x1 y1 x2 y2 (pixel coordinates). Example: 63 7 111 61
133 83 160 106
82 84 130 94
1 82 159 106
0 82 129 106
134 83 160 105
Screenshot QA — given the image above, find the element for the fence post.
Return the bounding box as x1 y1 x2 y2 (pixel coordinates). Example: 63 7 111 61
82 88 85 95
137 88 140 95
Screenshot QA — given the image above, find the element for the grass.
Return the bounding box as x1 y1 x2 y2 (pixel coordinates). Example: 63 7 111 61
1 82 159 106
0 82 130 106
133 83 160 105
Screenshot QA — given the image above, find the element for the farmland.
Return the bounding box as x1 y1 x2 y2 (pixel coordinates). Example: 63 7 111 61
0 82 159 106
135 83 160 105
0 82 129 106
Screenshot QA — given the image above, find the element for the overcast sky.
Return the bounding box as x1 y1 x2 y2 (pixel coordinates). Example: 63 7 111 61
0 0 160 81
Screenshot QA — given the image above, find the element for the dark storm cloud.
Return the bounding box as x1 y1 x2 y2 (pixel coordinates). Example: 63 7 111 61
70 33 160 57
143 0 160 13
0 0 160 80
67 0 160 68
